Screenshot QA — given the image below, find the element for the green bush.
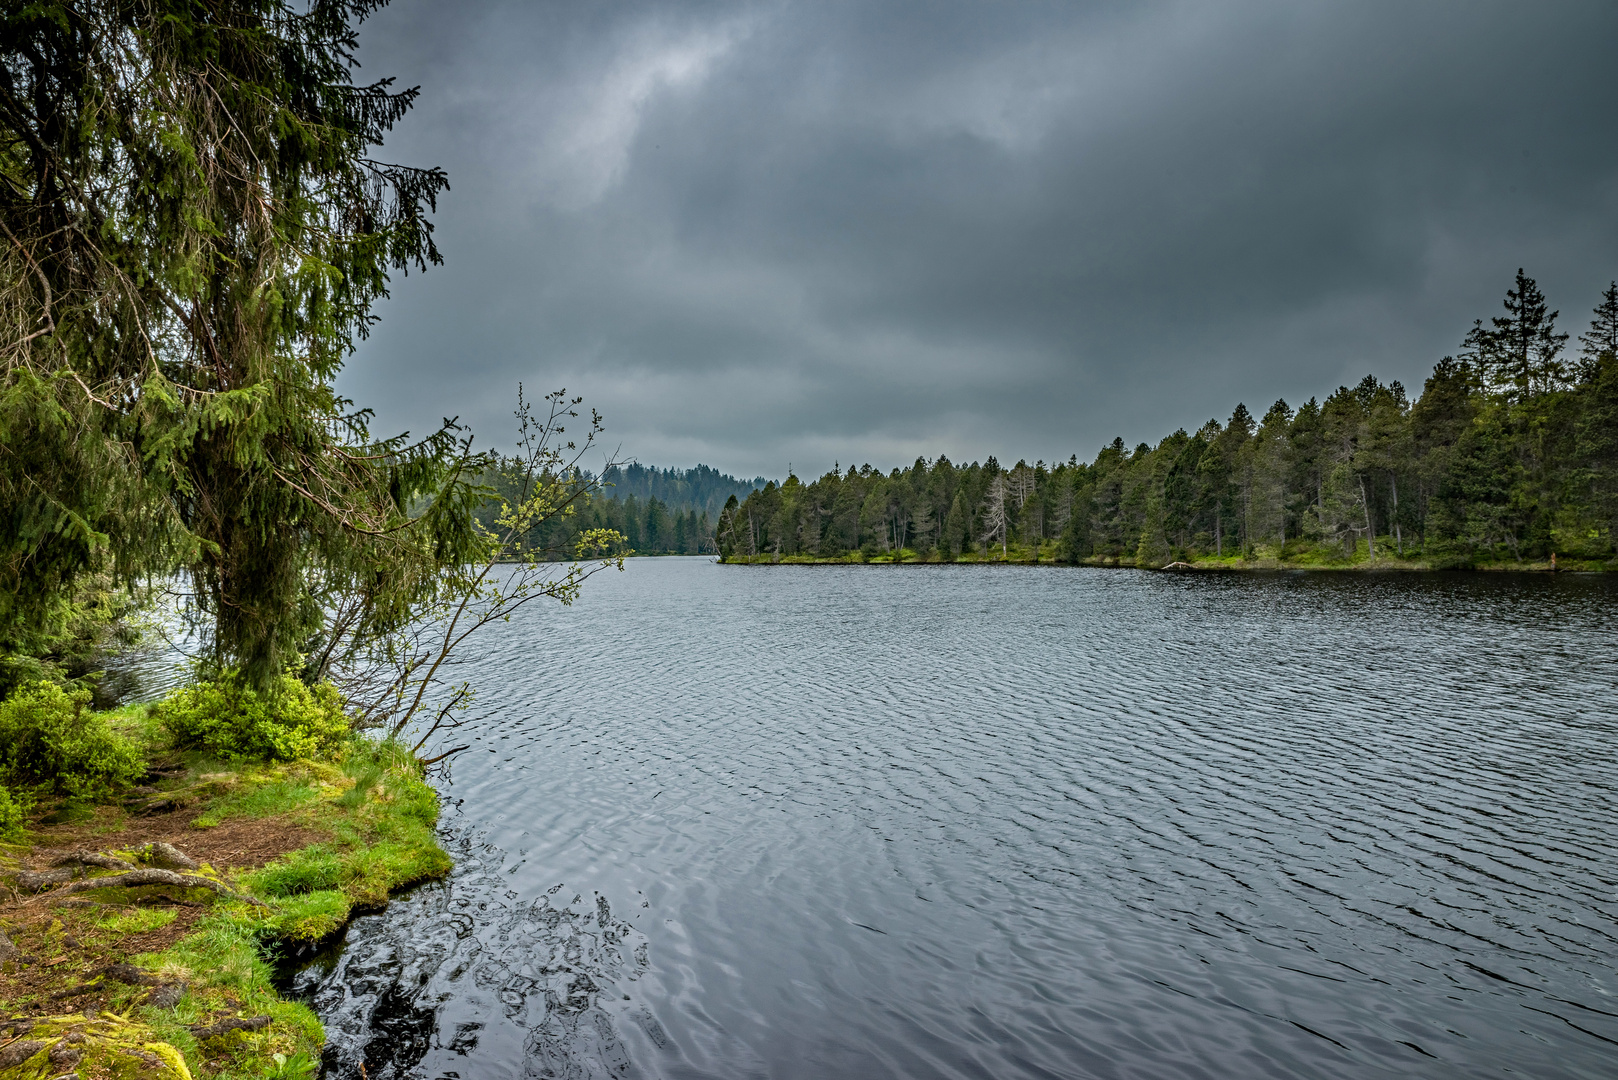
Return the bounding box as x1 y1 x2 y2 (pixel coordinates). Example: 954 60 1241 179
0 681 144 799
157 673 350 763
0 785 25 838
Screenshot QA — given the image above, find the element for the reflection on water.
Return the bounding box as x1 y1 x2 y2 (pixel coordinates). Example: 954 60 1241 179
99 591 201 705
282 561 1616 1079
295 830 655 1079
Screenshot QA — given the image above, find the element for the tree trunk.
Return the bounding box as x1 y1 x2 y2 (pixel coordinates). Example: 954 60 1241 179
1358 475 1375 558
1390 474 1402 556
1243 491 1250 558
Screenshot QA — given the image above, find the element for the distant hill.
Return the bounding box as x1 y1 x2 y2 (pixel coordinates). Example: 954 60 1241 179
473 460 767 556
598 463 766 521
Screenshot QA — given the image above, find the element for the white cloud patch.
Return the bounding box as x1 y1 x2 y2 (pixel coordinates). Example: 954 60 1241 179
531 19 750 210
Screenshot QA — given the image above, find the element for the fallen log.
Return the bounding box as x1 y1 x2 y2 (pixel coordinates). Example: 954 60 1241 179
15 867 84 892
136 842 200 870
52 850 137 873
25 868 266 908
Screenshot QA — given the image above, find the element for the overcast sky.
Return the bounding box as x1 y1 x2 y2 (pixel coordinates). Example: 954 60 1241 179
340 0 1618 479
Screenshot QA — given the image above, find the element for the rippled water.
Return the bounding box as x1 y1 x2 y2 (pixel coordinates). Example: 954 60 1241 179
290 560 1618 1079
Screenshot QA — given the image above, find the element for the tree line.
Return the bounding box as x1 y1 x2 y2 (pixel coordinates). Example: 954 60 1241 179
471 458 755 556
599 464 763 523
719 271 1618 569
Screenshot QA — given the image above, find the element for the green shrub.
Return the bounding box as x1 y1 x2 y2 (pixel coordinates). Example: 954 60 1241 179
0 681 143 799
0 653 58 701
0 784 25 838
157 673 350 763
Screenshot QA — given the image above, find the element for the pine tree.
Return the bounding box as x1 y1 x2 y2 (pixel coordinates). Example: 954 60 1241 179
1577 282 1618 383
1463 269 1570 399
942 492 967 557
1162 431 1205 551
716 495 740 559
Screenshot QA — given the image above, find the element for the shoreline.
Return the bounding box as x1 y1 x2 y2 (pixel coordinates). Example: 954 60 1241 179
718 553 1609 572
0 705 450 1079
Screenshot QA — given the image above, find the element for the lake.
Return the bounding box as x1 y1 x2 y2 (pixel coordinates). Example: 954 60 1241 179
288 559 1618 1079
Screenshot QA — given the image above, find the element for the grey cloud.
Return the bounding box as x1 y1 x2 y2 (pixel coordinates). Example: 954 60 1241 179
339 0 1618 477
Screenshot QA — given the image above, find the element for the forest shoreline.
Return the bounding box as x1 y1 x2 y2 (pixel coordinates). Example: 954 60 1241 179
717 551 1610 572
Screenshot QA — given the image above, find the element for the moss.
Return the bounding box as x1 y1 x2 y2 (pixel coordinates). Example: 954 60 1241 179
0 728 450 1079
0 1013 194 1079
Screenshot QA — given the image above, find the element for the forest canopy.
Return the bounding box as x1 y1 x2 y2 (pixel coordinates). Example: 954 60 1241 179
471 461 760 557
719 271 1618 570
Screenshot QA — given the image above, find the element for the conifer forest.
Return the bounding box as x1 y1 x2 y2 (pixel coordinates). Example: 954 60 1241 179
719 273 1618 569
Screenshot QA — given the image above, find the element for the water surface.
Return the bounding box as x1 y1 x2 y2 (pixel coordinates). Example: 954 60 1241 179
293 560 1618 1079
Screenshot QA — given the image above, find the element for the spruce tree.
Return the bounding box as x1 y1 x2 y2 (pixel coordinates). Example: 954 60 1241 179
1463 269 1570 399
1577 282 1618 383
2 1 481 687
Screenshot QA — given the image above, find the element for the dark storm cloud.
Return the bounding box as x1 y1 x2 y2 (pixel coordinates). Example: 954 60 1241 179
339 0 1618 477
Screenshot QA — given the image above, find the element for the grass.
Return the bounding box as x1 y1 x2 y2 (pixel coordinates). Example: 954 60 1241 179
137 909 327 1056
0 711 452 1080
92 906 178 934
191 776 323 829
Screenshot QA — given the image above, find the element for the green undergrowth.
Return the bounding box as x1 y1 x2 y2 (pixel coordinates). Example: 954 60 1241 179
132 910 328 1079
144 739 449 1075
0 708 451 1080
171 740 451 943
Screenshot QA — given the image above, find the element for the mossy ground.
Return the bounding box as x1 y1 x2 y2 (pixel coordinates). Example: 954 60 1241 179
0 708 450 1079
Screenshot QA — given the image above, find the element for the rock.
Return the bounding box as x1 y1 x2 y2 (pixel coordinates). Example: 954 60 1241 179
0 1039 44 1068
189 1014 271 1041
146 983 186 1009
47 1038 82 1070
